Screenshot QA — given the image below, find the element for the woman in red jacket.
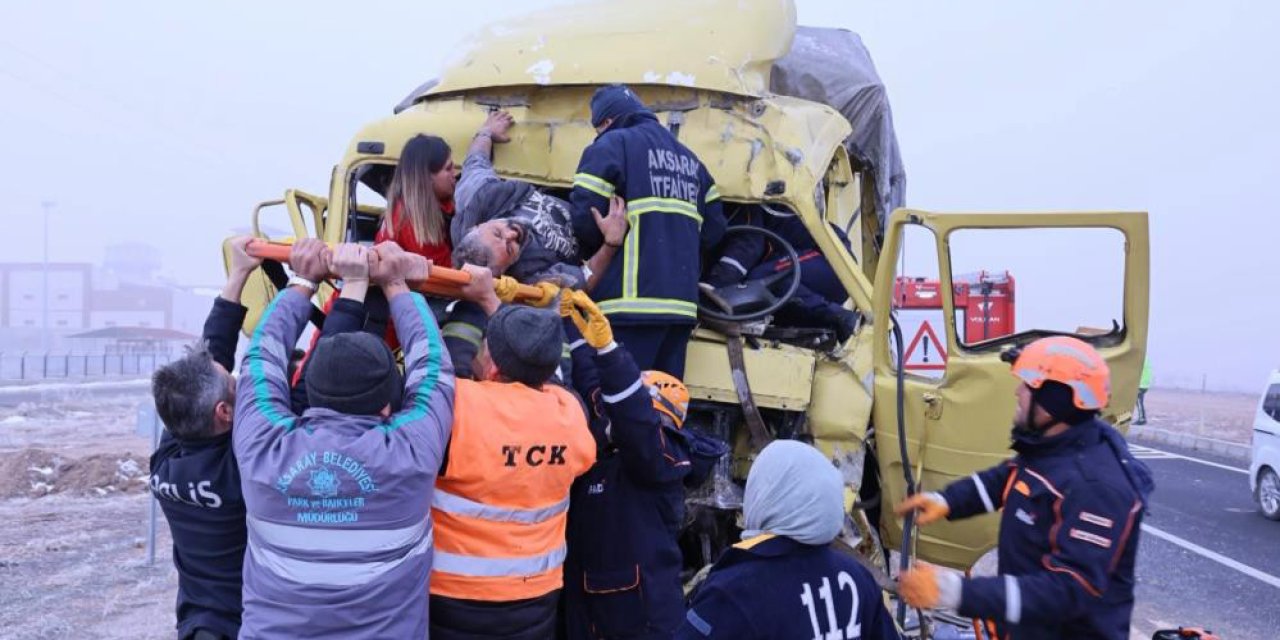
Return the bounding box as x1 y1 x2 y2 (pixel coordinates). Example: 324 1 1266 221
377 134 458 264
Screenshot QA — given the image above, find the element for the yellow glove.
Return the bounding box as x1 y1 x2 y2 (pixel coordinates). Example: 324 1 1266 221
894 492 950 526
565 290 613 349
493 275 520 303
530 281 560 308
898 562 961 610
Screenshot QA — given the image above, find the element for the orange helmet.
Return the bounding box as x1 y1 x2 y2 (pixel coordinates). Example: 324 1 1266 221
1008 336 1110 410
644 370 689 428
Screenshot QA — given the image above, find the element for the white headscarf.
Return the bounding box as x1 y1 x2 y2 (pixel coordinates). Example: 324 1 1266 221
742 440 844 546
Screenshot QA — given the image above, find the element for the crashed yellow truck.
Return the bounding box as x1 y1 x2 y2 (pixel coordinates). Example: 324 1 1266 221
229 0 1149 621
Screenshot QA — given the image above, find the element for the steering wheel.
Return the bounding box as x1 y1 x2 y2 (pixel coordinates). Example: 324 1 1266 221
698 225 804 323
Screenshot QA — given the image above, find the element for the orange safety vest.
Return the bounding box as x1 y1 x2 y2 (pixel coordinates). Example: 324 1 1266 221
430 379 596 601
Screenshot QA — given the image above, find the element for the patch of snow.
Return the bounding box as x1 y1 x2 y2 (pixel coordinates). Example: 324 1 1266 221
643 71 662 83
526 59 555 85
1 416 26 425
531 35 546 52
28 466 54 477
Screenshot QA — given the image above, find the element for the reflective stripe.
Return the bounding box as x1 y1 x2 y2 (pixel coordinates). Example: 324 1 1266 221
1005 575 1022 624
442 322 483 347
433 489 569 525
718 256 748 276
434 544 567 578
573 173 615 198
623 209 641 297
686 609 713 636
248 515 428 554
568 339 588 351
973 473 996 512
598 298 698 317
602 377 644 404
705 185 721 204
249 527 432 587
626 197 702 224
561 344 572 359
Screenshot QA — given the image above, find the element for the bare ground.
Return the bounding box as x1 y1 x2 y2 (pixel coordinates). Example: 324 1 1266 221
0 383 1260 638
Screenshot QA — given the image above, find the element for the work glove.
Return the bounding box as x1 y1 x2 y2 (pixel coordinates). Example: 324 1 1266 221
530 281 560 308
897 562 962 610
493 275 520 303
561 290 613 349
894 491 950 525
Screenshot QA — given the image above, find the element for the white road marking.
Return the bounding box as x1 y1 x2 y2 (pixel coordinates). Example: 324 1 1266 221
1141 524 1280 590
1128 444 1249 475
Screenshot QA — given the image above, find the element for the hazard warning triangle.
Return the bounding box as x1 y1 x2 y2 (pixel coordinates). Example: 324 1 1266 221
903 321 946 371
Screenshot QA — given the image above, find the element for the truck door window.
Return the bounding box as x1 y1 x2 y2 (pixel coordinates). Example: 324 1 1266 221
1264 384 1280 422
347 163 393 244
948 227 1126 346
890 224 945 378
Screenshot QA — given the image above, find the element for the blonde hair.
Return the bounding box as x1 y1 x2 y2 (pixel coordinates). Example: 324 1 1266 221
384 134 452 246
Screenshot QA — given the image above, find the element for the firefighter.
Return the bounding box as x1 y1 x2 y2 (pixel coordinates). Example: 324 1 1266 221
703 206 859 343
558 290 723 639
429 267 596 640
895 336 1155 640
569 84 727 377
677 440 901 639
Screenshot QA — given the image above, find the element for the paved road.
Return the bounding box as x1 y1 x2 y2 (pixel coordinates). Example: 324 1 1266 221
1127 440 1279 639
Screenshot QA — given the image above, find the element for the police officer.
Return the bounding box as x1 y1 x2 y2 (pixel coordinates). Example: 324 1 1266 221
896 336 1155 640
570 84 727 377
677 440 900 639
558 290 723 639
703 205 859 343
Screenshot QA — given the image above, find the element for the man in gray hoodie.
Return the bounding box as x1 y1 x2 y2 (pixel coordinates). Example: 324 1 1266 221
233 240 455 639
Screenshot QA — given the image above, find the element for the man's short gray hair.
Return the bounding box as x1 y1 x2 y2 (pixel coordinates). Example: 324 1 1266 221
452 227 494 269
151 343 231 440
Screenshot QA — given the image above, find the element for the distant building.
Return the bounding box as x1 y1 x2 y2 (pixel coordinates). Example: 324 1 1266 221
0 260 215 353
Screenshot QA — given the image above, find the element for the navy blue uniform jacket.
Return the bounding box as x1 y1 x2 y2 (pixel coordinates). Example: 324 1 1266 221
570 112 726 324
562 325 693 639
677 535 900 640
941 419 1154 639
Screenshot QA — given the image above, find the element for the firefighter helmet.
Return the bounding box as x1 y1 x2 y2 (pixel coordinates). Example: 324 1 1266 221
644 370 689 428
1008 336 1111 410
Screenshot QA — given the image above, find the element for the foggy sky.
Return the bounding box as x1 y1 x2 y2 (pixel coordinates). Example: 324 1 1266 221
1 0 1276 392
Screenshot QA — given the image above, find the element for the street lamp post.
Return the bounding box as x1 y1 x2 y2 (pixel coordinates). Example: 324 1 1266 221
40 201 54 353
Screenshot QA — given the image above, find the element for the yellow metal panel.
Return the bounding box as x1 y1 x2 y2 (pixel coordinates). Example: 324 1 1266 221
427 0 797 99
683 332 816 411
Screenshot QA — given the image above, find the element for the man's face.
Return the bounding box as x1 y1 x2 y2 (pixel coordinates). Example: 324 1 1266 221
476 219 524 274
1013 383 1052 432
594 117 613 135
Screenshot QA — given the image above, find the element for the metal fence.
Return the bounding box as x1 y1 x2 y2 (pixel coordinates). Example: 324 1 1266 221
0 352 177 380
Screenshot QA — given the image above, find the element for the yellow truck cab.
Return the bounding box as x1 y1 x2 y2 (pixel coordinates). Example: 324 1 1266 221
233 0 1149 587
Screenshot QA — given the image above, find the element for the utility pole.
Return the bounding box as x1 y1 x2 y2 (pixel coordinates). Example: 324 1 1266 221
40 201 54 353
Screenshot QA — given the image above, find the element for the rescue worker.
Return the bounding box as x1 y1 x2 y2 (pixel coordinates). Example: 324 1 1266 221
677 440 900 639
703 206 859 343
149 238 386 640
428 267 596 640
558 290 721 639
1134 358 1152 425
895 336 1155 640
234 241 455 639
569 84 727 377
442 109 630 379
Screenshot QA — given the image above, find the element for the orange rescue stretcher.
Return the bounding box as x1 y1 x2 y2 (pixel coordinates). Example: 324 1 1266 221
245 240 549 304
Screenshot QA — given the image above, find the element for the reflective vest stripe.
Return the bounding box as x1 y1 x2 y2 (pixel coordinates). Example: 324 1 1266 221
705 185 721 203
248 514 429 554
623 209 641 298
248 527 433 588
430 565 563 601
432 489 569 525
602 377 644 404
573 172 616 198
442 321 483 347
433 544 567 578
431 508 568 559
626 197 703 224
598 298 699 318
